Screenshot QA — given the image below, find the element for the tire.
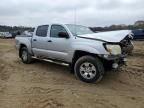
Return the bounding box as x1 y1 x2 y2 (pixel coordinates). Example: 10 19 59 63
20 47 32 64
74 56 104 83
69 64 74 73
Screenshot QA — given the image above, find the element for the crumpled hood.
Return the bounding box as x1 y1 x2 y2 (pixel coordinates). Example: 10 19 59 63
78 30 131 42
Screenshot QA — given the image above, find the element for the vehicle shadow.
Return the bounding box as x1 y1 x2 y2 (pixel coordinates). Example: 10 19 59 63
31 59 121 85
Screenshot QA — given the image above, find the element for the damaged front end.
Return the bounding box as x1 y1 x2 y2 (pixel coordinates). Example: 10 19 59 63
100 32 134 70
120 33 134 55
99 53 127 71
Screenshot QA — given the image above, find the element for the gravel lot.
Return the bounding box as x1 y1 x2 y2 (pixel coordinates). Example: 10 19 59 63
0 39 144 108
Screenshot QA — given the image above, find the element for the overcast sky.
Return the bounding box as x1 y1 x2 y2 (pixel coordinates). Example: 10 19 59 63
0 0 144 27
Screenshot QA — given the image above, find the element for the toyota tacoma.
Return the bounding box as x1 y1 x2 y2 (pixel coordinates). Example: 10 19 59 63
15 24 133 83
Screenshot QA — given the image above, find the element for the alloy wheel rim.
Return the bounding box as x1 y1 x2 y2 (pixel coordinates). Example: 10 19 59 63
79 62 97 79
22 50 28 61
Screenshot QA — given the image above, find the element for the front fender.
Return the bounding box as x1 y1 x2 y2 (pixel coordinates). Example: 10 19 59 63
73 45 101 54
72 42 108 55
66 43 109 62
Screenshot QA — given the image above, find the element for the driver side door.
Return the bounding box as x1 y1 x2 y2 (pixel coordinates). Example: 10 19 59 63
47 24 71 61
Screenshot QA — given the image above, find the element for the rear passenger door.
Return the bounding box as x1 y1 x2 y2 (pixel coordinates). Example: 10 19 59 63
32 25 50 57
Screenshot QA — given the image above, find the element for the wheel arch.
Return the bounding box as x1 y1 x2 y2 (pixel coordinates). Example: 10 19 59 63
72 50 101 65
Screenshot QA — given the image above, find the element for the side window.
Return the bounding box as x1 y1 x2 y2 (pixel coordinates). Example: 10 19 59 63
36 25 48 37
50 25 68 38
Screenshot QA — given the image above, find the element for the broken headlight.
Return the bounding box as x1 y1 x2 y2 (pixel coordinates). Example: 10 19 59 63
104 44 122 55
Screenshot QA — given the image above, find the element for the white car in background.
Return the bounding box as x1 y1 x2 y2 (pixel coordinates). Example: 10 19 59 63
0 32 12 38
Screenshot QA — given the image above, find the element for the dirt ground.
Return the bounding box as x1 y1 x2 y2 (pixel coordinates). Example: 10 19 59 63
0 39 144 108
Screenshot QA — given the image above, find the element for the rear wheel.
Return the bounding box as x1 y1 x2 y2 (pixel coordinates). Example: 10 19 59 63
20 47 32 64
74 56 104 83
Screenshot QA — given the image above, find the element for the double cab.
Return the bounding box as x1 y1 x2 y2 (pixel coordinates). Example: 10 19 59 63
15 23 133 83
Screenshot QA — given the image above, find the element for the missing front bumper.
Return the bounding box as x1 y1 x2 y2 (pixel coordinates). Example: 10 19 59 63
99 54 127 70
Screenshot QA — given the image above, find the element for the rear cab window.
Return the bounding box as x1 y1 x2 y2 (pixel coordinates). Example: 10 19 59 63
36 25 49 37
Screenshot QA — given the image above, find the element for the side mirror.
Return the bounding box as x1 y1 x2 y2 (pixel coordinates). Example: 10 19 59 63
58 32 69 38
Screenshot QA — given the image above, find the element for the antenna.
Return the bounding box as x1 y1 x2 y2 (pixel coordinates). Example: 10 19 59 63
74 8 77 25
74 8 77 36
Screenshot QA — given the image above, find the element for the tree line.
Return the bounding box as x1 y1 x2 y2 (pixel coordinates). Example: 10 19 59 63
0 21 144 33
0 25 34 33
90 24 144 32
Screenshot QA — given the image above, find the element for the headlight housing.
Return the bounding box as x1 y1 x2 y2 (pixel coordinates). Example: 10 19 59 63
104 44 122 55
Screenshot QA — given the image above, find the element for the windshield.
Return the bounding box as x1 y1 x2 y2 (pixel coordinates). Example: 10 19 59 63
66 24 94 36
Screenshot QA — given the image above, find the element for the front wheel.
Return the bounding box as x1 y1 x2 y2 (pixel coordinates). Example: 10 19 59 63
74 56 104 83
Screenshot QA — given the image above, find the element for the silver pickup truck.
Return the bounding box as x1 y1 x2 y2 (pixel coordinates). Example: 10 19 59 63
15 23 133 83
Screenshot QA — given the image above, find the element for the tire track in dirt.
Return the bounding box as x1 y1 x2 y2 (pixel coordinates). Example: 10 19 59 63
0 39 144 108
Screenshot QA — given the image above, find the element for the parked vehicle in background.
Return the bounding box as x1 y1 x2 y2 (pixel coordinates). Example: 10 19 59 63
12 31 21 38
132 29 144 40
0 32 12 38
15 23 133 83
5 32 12 38
20 31 33 36
12 31 33 38
0 32 3 38
0 32 5 38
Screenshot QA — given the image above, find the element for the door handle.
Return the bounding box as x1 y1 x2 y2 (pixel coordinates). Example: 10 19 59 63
48 40 52 42
33 39 37 41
